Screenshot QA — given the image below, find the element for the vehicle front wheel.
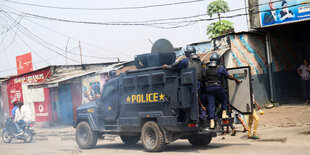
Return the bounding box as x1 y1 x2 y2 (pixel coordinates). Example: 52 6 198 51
141 121 166 152
23 130 33 143
75 121 98 149
2 130 12 143
120 135 140 144
188 134 212 146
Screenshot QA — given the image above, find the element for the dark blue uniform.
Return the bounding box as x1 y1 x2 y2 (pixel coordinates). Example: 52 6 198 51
165 58 189 71
205 66 228 119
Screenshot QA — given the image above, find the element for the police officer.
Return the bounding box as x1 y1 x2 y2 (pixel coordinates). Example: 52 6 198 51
205 53 241 129
163 46 208 131
163 46 195 71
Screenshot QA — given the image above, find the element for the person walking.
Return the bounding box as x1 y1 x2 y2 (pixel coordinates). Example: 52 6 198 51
297 58 310 105
248 95 264 139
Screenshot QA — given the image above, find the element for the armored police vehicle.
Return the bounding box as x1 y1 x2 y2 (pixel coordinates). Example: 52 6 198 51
73 39 254 152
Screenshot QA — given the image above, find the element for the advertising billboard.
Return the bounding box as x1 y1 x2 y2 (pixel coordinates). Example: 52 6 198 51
260 0 310 27
16 52 33 75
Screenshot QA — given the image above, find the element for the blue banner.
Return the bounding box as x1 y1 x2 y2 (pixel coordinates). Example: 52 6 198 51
260 0 310 27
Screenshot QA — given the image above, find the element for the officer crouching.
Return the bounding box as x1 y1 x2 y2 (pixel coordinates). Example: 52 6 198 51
204 53 241 129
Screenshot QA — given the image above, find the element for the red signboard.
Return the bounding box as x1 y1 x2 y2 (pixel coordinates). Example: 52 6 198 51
34 88 52 122
16 52 33 75
7 68 51 115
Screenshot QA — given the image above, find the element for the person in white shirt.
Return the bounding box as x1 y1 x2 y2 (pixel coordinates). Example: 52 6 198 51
14 101 32 135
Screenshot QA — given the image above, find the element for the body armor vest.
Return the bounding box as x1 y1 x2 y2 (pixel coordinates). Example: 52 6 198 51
188 58 202 81
206 66 220 83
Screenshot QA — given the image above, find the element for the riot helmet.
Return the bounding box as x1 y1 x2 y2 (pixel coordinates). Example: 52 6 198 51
190 53 199 60
184 46 196 57
209 52 220 67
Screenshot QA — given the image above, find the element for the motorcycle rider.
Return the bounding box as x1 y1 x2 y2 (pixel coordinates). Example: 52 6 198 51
11 101 18 118
205 53 241 129
14 101 32 136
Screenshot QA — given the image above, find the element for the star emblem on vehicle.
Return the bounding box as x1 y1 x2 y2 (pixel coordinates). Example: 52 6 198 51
127 96 131 103
159 93 165 101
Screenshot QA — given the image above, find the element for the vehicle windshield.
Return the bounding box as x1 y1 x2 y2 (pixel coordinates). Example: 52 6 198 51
101 81 115 100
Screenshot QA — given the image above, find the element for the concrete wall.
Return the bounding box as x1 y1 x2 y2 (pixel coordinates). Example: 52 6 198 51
228 33 270 106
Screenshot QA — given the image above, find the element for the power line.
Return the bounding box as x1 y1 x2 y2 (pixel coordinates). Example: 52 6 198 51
2 0 206 11
1 11 82 63
2 9 119 62
1 12 51 65
1 0 285 25
2 5 132 57
0 0 292 29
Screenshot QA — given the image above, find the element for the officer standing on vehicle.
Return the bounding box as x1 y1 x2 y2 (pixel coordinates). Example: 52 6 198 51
163 46 194 71
163 46 209 131
205 53 241 129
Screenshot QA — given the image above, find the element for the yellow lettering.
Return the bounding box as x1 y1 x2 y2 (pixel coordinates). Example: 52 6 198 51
137 94 141 103
132 95 136 103
153 93 158 102
149 93 153 102
142 94 146 103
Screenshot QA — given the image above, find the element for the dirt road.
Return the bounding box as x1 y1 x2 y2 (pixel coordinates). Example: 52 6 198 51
1 105 310 155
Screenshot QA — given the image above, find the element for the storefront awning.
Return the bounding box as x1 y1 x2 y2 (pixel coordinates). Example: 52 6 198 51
28 63 124 88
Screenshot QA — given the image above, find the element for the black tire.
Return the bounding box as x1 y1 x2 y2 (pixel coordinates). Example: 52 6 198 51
141 121 166 152
75 121 98 149
188 134 212 146
23 130 33 143
2 130 12 143
120 135 140 144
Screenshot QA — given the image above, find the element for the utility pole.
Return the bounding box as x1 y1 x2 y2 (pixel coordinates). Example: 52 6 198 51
148 39 153 45
65 38 70 65
79 40 83 64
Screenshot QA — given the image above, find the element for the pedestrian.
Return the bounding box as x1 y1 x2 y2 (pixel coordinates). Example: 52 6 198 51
247 94 264 139
233 110 248 133
297 58 310 105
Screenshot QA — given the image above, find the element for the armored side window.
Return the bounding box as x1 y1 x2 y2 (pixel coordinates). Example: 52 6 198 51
181 72 193 85
123 76 135 88
137 74 150 86
101 80 116 99
152 72 165 85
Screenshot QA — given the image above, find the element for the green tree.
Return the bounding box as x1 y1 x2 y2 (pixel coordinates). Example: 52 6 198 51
207 0 229 21
207 20 234 38
206 0 234 38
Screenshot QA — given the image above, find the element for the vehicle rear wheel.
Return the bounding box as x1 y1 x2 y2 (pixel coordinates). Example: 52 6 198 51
141 121 166 152
75 121 98 149
188 134 212 146
23 130 33 143
2 130 12 143
120 135 140 144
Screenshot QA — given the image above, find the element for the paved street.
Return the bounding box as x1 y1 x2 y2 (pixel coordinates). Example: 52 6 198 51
1 105 310 155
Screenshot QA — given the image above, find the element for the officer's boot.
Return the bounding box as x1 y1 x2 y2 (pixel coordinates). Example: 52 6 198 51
222 110 229 119
201 119 209 132
210 119 215 129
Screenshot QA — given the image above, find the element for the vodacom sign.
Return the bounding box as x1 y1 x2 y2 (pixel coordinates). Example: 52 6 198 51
36 103 48 117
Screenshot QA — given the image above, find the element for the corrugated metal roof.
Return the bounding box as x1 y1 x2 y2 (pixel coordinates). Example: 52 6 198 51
176 48 230 63
28 63 125 88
